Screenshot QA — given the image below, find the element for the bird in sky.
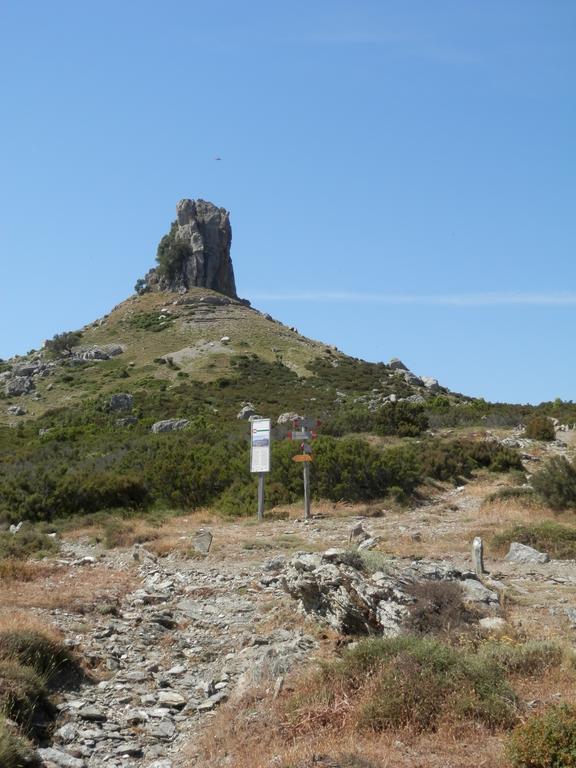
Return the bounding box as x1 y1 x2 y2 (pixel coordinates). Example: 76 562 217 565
214 156 222 161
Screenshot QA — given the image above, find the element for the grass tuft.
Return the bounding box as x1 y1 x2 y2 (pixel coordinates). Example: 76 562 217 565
0 716 37 768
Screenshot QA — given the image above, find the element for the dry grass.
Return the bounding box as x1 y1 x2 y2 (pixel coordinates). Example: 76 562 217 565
0 564 136 611
0 559 60 583
191 686 507 768
191 633 575 768
0 613 63 643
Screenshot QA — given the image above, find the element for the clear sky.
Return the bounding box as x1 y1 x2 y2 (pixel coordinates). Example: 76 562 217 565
0 1 574 404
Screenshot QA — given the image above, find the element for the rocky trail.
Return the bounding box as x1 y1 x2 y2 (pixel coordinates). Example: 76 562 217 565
26 439 576 768
38 539 317 768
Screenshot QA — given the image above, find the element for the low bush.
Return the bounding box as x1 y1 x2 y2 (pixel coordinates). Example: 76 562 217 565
101 519 160 549
323 401 429 438
507 704 576 767
485 487 535 505
493 521 576 559
479 640 563 676
531 457 576 510
285 637 517 735
0 530 58 560
404 581 475 636
418 439 522 483
525 415 556 441
0 717 36 768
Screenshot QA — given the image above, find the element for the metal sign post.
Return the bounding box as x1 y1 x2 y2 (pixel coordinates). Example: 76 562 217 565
288 417 318 520
250 418 271 521
257 473 265 522
303 459 311 520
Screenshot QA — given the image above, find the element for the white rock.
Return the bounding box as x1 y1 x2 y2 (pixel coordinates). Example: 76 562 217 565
505 542 550 564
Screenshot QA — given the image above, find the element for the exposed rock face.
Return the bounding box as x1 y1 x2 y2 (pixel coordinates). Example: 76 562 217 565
280 550 498 636
151 418 189 433
143 199 237 298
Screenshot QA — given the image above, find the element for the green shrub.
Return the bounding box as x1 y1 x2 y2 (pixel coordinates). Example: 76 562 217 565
507 704 576 767
323 401 429 438
289 637 517 735
525 415 556 441
485 487 536 504
44 331 82 358
493 521 576 559
128 312 174 332
0 717 36 768
0 530 58 560
479 640 563 675
417 439 522 483
532 457 576 510
0 471 150 522
156 221 192 282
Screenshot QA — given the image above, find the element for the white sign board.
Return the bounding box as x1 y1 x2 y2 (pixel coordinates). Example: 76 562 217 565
250 418 271 473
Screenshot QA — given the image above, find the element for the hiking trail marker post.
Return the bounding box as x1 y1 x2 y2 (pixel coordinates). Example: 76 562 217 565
250 418 271 521
288 417 319 520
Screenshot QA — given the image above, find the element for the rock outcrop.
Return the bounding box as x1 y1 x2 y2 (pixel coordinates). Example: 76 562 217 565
141 199 237 298
280 549 498 635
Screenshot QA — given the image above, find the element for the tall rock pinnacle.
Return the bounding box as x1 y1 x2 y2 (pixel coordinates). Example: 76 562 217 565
139 199 237 298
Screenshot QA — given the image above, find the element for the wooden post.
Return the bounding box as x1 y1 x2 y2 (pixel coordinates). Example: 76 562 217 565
257 473 265 522
303 461 311 520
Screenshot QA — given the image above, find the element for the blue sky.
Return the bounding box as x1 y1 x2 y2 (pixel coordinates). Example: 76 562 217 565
0 1 574 403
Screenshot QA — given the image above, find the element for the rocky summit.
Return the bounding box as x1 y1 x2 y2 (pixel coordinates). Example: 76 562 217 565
142 199 236 298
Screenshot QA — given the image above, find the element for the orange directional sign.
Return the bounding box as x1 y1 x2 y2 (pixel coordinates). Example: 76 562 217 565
293 454 313 462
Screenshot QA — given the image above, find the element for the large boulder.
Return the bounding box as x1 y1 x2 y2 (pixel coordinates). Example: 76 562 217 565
7 405 26 416
505 542 550 564
5 376 34 396
142 199 237 298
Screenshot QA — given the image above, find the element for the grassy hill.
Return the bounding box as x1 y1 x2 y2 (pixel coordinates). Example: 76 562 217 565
1 288 338 425
1 285 575 527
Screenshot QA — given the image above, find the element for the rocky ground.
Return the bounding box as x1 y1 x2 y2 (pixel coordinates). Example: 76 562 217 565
36 540 317 768
9 437 576 768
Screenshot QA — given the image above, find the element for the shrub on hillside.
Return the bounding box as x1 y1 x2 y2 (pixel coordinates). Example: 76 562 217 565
43 331 82 358
493 521 576 559
0 529 58 560
479 640 563 676
525 415 556 441
156 221 192 282
507 704 576 768
417 439 522 483
323 401 429 438
374 401 429 437
286 637 517 735
531 456 576 510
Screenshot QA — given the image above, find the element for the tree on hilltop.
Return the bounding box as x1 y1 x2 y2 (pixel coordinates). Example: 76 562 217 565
44 331 83 357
